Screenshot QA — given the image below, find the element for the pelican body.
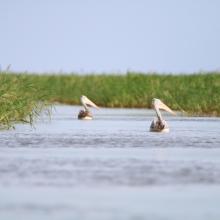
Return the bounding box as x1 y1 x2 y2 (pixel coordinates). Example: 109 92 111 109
150 98 175 132
78 95 99 120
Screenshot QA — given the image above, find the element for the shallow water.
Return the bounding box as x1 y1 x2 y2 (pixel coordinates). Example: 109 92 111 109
0 105 220 220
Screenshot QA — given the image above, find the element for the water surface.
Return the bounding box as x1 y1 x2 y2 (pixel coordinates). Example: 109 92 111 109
0 105 220 220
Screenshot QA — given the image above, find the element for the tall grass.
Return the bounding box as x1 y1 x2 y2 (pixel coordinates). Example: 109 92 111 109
0 73 50 129
0 71 220 128
29 72 220 116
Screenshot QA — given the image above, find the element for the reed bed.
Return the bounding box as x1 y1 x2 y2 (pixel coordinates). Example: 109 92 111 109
29 72 220 116
0 73 50 128
0 71 220 128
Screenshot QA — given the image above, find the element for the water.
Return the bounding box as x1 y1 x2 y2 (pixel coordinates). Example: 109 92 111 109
0 105 220 220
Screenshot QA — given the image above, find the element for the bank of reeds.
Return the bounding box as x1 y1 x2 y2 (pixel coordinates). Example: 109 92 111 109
29 72 220 116
0 71 220 128
0 73 50 128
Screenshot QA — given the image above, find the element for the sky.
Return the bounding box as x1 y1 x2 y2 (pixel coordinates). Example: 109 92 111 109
0 0 220 73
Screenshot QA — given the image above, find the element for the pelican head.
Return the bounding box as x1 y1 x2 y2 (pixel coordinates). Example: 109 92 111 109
78 95 99 120
150 98 175 132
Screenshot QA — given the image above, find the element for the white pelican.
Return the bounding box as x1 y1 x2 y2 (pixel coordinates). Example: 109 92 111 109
78 95 99 120
150 98 175 132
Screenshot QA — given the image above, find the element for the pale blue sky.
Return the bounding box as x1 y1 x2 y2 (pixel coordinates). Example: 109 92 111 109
0 0 220 73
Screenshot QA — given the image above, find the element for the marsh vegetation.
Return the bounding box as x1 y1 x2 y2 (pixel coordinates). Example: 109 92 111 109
0 71 219 127
0 73 50 128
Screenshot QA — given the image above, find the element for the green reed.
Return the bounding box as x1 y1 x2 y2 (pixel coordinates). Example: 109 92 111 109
0 71 219 128
29 72 220 116
0 73 50 129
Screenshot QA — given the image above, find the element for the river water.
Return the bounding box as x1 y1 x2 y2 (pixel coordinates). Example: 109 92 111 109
0 105 220 220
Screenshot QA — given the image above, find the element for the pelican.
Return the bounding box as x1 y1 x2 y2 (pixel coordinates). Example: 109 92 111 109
150 98 175 132
78 95 99 120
